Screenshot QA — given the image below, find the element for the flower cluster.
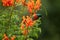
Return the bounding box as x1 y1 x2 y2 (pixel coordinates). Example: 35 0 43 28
1 0 41 39
27 0 41 14
20 16 35 35
2 0 14 6
2 34 16 40
20 0 41 36
2 34 9 40
16 0 20 3
27 0 34 14
2 0 41 10
34 0 41 10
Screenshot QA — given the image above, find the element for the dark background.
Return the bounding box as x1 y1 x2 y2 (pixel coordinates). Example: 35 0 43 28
40 0 60 40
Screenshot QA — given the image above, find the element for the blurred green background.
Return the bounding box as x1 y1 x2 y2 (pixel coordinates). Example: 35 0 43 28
40 0 60 40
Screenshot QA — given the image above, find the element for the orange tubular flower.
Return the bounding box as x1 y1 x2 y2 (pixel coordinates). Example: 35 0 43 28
20 23 24 30
20 16 26 30
21 16 33 28
22 16 26 23
11 35 16 40
2 0 14 6
25 16 33 27
2 34 9 40
27 0 34 14
21 0 27 6
22 30 28 36
28 8 32 14
29 0 34 9
34 0 41 10
16 0 21 3
20 16 34 35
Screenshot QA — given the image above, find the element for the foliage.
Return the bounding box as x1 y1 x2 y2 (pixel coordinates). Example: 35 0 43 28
0 0 42 40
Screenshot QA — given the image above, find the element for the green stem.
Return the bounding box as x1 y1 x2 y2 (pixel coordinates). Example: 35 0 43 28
9 7 13 28
5 6 14 34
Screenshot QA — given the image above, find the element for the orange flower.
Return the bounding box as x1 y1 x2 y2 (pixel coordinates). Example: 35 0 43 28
22 30 28 36
20 16 35 36
25 23 29 28
34 0 41 10
29 0 34 9
2 34 9 40
11 35 16 40
28 8 32 14
21 0 26 6
25 16 33 27
22 16 26 23
20 23 24 30
21 16 33 28
2 0 14 6
27 0 34 14
16 0 21 3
